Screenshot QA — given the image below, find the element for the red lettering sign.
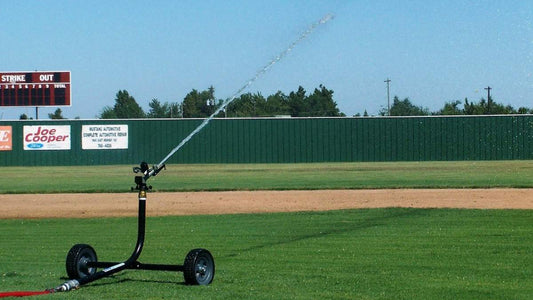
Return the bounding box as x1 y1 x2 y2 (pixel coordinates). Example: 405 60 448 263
23 125 71 150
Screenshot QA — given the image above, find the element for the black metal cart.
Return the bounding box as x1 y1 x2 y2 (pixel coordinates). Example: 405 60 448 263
59 162 215 291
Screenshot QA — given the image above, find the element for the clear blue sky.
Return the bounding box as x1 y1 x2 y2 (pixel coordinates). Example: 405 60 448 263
1 0 531 119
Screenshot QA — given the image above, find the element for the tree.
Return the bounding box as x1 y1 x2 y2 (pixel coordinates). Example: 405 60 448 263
517 107 532 114
463 97 516 115
99 90 145 119
114 90 145 118
182 86 218 118
305 84 342 117
463 98 484 115
182 89 201 118
489 103 516 114
265 91 290 116
147 99 182 118
169 102 181 118
99 106 117 119
437 100 463 115
227 92 267 117
48 108 65 119
382 96 430 116
287 86 307 117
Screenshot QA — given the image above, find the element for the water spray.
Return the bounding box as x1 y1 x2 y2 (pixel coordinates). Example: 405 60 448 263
0 13 334 298
156 13 334 168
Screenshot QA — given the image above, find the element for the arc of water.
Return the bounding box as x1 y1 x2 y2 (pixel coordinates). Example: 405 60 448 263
157 13 334 167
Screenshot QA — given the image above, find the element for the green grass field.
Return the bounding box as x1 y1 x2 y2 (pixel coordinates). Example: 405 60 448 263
1 160 532 193
0 209 531 299
0 161 532 299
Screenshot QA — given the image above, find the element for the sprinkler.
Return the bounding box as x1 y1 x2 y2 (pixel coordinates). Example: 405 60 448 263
57 162 215 291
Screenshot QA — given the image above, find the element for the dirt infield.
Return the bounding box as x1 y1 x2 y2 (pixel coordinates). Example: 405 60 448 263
1 189 531 219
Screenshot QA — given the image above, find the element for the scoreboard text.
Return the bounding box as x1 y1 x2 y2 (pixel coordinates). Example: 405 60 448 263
0 71 71 107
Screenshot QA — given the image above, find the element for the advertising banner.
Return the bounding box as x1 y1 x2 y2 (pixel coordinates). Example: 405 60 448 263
82 125 128 150
0 126 12 151
23 125 71 150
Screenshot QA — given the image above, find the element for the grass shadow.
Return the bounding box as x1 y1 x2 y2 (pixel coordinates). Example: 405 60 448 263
222 208 427 258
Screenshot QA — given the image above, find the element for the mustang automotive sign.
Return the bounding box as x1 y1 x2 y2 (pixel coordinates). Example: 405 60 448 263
23 125 71 150
81 125 128 149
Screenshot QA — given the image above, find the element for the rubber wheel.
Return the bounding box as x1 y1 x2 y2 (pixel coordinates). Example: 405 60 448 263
66 244 97 280
183 248 215 285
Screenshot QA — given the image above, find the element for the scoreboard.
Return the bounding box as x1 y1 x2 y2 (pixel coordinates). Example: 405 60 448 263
0 71 71 107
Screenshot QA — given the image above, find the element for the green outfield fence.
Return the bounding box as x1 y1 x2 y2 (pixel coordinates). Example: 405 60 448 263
0 115 531 166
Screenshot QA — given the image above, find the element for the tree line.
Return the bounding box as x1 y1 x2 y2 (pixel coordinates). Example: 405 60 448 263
97 85 343 119
21 85 532 119
373 96 533 117
99 87 532 119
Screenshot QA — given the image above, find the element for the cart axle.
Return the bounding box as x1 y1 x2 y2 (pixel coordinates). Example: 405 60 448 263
89 261 184 272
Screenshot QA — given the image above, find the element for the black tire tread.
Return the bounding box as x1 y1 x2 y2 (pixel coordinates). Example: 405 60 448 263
65 244 97 280
183 248 215 285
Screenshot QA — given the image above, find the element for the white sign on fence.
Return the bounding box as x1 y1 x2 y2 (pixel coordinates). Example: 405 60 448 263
23 125 71 150
82 125 128 150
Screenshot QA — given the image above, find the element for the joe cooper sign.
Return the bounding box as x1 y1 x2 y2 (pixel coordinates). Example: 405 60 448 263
23 125 71 150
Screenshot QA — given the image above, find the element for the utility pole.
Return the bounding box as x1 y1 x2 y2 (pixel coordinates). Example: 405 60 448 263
484 86 492 114
384 78 391 116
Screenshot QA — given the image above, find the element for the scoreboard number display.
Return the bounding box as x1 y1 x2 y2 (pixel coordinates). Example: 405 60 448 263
0 71 71 107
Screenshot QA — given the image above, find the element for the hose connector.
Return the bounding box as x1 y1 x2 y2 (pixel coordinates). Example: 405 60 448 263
54 279 80 292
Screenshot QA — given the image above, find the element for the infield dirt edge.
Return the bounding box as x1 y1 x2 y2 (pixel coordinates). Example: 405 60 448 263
1 188 532 219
